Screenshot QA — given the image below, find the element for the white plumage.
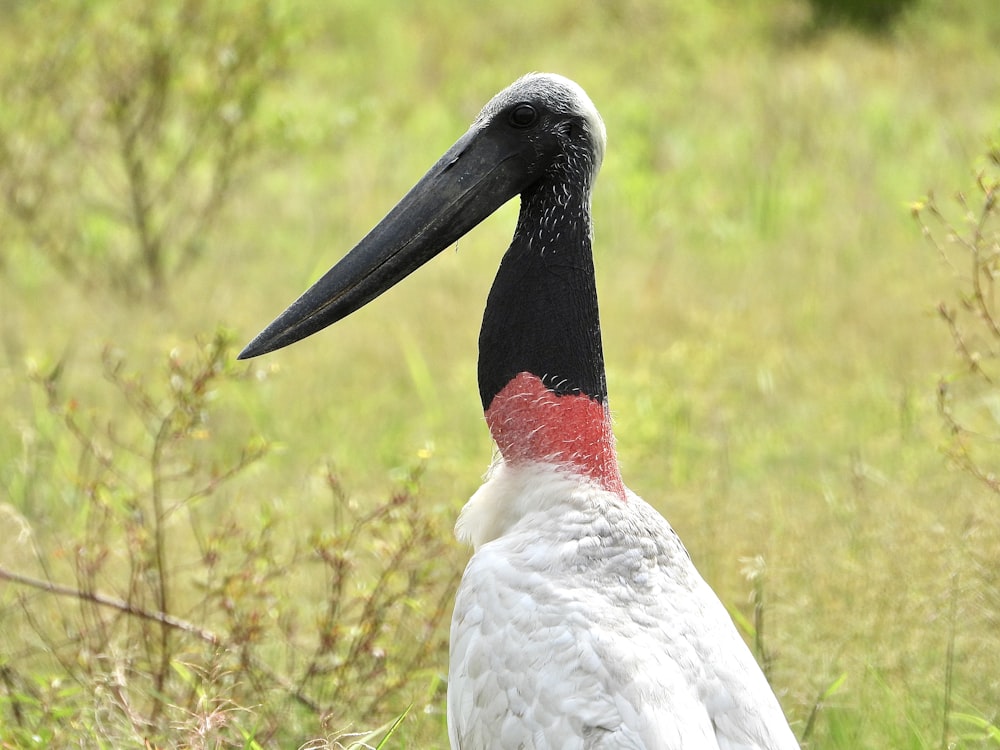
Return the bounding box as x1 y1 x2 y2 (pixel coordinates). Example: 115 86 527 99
448 463 799 749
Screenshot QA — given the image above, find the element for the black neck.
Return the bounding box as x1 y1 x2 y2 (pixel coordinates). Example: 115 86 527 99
478 178 608 411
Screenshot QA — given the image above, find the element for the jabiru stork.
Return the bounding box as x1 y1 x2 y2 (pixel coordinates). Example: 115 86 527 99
240 73 799 750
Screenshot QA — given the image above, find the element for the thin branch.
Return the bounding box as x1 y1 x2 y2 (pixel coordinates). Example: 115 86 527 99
938 302 994 382
0 563 323 713
0 564 219 645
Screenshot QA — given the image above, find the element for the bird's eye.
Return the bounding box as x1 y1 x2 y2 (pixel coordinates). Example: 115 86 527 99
508 103 538 128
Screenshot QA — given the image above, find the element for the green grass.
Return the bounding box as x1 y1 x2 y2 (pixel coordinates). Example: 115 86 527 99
2 0 1000 747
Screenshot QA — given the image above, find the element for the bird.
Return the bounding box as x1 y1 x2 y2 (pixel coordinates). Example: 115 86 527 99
239 73 800 750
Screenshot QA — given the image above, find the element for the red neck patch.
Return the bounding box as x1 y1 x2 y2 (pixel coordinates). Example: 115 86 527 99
484 371 626 501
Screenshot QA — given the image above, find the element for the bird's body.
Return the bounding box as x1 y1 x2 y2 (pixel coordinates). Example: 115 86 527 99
449 463 797 749
240 73 799 749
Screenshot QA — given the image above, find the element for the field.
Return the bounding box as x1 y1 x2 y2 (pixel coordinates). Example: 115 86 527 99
1 0 999 747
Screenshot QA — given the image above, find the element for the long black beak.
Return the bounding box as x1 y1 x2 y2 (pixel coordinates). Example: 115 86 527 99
238 123 537 360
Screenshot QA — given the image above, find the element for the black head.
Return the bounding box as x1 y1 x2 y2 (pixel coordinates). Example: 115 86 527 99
238 73 607 360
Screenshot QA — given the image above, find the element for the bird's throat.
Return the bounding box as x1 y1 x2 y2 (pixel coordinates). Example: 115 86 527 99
485 372 625 500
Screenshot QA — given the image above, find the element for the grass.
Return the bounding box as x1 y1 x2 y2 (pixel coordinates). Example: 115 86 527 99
2 0 1000 747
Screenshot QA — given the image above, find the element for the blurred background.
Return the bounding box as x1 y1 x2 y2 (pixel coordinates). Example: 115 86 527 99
1 0 999 747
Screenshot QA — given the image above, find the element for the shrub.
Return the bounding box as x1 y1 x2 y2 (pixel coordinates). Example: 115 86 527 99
915 137 1000 494
0 332 457 747
0 1 288 299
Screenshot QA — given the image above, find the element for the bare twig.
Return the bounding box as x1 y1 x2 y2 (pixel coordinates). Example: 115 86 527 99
0 564 220 645
0 563 323 714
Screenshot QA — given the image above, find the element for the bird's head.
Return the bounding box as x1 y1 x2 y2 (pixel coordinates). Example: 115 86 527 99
238 73 605 359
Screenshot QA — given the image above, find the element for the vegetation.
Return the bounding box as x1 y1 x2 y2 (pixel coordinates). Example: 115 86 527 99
0 1 288 300
1 0 999 747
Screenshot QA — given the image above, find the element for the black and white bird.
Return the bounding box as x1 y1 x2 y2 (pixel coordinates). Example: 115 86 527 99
240 73 799 750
